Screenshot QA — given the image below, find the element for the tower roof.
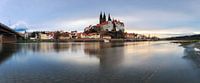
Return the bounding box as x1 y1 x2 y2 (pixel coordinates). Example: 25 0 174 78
100 12 102 17
103 12 106 18
103 12 107 21
108 14 112 21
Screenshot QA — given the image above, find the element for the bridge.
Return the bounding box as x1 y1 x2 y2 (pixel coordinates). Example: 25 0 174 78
0 23 22 43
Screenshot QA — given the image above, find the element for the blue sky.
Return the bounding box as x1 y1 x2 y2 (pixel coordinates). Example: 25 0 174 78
1 0 200 37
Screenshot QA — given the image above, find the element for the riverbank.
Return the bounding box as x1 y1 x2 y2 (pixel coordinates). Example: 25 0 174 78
18 39 159 43
171 40 200 46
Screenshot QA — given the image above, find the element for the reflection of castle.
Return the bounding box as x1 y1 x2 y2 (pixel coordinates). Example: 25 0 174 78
84 12 125 38
84 43 124 70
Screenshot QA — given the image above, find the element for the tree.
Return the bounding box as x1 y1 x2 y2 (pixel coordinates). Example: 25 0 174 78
54 31 61 41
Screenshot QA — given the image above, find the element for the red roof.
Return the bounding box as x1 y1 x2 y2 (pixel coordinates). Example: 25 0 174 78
96 21 109 27
82 33 99 36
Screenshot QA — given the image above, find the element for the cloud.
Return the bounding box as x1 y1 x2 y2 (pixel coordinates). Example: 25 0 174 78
126 27 197 34
121 10 194 25
59 18 98 28
10 21 28 29
142 11 192 22
126 27 200 38
113 10 199 37
16 17 98 32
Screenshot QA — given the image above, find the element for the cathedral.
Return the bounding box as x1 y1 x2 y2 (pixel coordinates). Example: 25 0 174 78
99 12 112 24
84 12 125 38
98 12 124 32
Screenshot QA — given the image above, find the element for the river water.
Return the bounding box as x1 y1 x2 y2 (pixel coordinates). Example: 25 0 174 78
0 41 200 83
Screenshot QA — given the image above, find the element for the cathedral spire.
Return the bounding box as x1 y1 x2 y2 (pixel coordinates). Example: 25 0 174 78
99 12 103 24
103 12 106 22
108 14 112 21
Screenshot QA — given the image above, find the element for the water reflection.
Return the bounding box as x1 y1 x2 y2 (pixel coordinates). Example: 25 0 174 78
19 42 126 71
0 42 126 70
183 43 200 68
0 44 18 64
18 43 71 53
1 42 200 83
84 43 125 71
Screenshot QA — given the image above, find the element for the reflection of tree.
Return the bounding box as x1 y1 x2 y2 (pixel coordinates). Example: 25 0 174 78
53 43 70 52
70 43 81 52
84 42 125 71
183 43 200 67
0 44 18 65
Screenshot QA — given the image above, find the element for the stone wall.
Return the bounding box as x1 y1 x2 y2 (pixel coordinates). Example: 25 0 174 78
0 35 17 43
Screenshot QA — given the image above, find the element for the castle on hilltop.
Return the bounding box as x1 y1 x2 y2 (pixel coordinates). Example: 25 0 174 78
84 12 125 38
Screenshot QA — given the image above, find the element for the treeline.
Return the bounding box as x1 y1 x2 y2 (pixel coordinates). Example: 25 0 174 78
165 34 200 40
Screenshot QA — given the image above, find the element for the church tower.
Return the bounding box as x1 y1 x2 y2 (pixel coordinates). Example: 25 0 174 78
99 12 103 24
103 12 107 22
108 14 112 21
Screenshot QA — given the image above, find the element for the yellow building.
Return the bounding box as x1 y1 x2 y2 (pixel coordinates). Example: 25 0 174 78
39 33 51 40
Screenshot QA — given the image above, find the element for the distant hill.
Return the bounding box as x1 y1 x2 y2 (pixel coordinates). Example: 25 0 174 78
165 34 200 40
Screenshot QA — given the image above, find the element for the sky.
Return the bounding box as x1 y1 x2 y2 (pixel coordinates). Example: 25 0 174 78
1 0 200 38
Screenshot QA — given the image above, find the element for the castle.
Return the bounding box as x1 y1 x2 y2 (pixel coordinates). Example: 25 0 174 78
84 12 125 38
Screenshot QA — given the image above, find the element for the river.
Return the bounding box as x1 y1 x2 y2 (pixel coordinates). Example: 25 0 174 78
0 41 200 83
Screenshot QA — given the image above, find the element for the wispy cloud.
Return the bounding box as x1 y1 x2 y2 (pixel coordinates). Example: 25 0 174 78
126 27 200 38
10 21 28 29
